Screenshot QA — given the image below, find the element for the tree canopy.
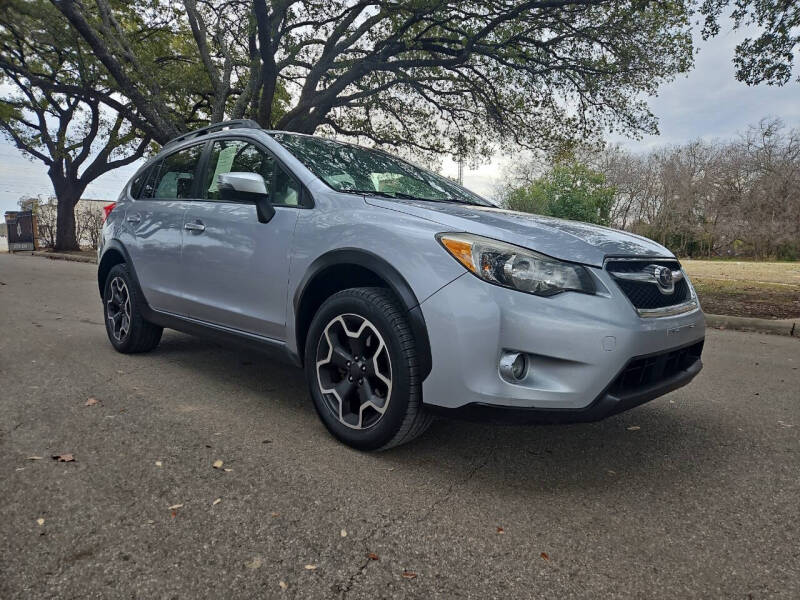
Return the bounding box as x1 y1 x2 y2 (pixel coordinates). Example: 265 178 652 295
48 0 699 159
0 0 152 249
503 161 616 226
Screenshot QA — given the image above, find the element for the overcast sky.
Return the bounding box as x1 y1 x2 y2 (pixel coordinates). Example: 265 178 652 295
2 20 798 215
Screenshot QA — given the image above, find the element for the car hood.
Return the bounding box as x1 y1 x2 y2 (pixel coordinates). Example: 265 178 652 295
365 197 673 267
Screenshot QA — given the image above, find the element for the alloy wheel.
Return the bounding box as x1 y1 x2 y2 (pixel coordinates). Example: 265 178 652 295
315 313 392 429
106 276 132 342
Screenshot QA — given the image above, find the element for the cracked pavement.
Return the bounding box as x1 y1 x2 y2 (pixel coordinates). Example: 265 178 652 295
1 253 799 599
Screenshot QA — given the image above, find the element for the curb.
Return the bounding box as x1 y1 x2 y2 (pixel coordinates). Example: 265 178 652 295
27 250 97 264
705 314 797 337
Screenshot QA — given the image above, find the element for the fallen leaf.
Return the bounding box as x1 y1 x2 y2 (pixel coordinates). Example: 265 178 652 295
304 564 317 570
245 557 263 569
85 397 99 406
496 526 505 534
212 498 222 506
271 512 280 517
155 461 163 467
26 456 43 460
402 570 417 579
340 529 347 537
223 468 233 472
212 460 224 469
36 518 44 526
540 552 549 561
626 426 640 431
52 454 75 462
279 581 288 590
367 553 379 561
168 503 184 510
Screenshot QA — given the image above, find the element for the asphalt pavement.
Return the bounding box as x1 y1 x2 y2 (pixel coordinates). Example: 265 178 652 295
1 253 798 599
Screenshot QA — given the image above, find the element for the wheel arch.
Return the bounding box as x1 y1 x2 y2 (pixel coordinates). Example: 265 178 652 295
293 249 432 379
97 241 140 298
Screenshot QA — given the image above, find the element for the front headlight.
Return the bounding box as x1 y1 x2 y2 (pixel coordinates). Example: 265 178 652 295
436 232 595 297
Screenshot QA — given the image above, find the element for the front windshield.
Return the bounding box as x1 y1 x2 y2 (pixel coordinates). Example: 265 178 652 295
270 133 490 206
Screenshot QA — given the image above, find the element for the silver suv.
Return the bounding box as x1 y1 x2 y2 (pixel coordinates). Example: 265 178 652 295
98 120 705 450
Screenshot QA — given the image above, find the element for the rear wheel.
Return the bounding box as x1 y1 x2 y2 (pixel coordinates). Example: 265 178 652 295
305 287 432 450
103 264 162 353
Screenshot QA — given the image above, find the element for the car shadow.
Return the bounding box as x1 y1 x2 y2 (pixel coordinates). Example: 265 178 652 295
149 331 731 497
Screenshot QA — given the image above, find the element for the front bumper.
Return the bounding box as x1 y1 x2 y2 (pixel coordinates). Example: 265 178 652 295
418 268 705 418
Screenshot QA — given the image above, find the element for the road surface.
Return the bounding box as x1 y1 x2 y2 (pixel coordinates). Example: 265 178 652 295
1 253 798 598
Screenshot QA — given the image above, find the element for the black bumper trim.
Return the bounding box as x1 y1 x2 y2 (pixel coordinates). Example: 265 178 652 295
425 358 703 425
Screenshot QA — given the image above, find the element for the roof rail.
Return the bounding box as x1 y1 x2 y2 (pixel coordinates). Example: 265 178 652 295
162 119 261 148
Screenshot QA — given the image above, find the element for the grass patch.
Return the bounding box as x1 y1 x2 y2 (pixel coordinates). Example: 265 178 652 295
684 263 800 319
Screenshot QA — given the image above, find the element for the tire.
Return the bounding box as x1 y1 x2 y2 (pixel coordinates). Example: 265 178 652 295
103 263 163 354
304 287 433 450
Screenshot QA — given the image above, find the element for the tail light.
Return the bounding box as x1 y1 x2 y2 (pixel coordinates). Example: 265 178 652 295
102 202 116 223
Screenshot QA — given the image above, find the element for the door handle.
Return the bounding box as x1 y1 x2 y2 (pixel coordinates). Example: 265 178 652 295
184 221 206 232
126 213 141 224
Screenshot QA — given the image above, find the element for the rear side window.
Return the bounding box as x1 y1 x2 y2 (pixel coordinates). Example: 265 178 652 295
152 144 203 199
130 165 157 199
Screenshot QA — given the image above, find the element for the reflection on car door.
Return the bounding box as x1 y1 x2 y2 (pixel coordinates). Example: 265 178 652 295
121 144 204 314
179 138 300 340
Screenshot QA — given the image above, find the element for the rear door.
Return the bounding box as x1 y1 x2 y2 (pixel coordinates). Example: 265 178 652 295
120 143 204 315
179 138 301 340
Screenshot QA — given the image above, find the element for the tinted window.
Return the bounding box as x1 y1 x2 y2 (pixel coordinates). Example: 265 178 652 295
152 145 203 199
204 140 298 206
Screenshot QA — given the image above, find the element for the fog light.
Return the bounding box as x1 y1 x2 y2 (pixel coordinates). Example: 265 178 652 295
499 351 528 381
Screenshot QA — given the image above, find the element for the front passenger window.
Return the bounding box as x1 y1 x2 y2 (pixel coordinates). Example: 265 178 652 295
204 140 299 206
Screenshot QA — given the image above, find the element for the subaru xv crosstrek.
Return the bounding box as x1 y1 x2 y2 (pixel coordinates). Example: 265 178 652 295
98 120 705 450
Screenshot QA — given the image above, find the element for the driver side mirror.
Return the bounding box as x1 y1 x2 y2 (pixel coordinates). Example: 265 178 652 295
217 172 275 223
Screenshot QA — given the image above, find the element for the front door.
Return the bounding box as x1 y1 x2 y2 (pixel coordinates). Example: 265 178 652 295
179 138 300 340
121 143 204 315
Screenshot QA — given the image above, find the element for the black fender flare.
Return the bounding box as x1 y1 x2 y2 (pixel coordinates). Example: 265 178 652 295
293 248 433 380
97 240 144 300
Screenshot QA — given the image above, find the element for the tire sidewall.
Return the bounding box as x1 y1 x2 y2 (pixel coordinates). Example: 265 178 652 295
305 291 414 451
103 264 136 352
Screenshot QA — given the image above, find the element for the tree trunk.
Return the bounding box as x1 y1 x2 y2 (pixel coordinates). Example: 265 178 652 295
50 176 85 251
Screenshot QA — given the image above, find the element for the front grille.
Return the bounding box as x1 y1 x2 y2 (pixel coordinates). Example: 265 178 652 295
606 259 691 309
608 341 704 397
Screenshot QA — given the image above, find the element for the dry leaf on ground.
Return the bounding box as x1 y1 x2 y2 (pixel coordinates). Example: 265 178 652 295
402 570 418 579
496 526 505 534
212 460 224 469
304 564 317 570
52 454 75 462
212 498 222 506
540 552 550 560
367 553 379 561
279 581 288 590
85 397 99 406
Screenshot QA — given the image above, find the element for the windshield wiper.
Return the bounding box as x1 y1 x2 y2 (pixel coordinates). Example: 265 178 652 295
343 189 461 203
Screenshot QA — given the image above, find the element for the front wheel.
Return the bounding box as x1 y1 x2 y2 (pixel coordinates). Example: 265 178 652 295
304 287 432 450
